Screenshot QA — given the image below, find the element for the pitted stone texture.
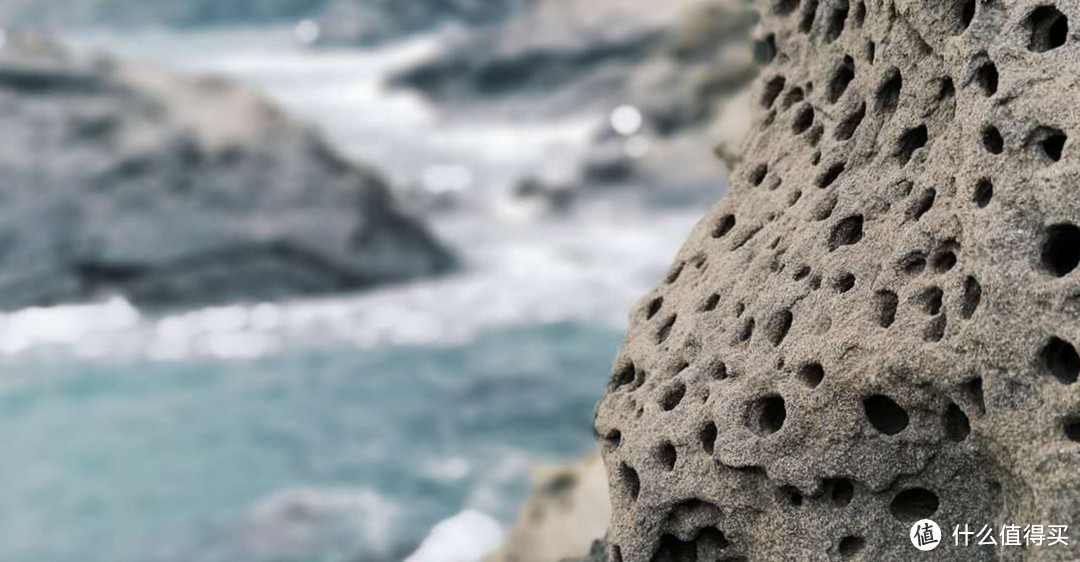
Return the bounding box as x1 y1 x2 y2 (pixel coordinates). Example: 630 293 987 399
593 0 1080 560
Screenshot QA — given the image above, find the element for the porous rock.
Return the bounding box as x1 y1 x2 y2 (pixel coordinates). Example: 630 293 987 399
593 0 1080 559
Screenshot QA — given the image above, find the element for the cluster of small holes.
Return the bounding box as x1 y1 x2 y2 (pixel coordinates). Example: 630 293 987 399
597 0 1080 556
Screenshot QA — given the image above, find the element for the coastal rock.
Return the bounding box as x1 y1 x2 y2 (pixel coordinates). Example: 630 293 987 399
314 0 525 46
391 0 760 188
0 37 453 309
593 0 1080 559
484 454 610 562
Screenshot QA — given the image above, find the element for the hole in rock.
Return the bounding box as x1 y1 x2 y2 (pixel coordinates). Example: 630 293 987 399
932 250 957 272
944 402 971 441
818 161 846 188
619 463 640 500
793 105 815 134
1042 337 1080 384
604 429 622 449
612 363 636 389
777 485 804 506
835 273 856 293
829 56 855 103
783 87 805 109
853 1 866 26
1065 418 1080 443
973 178 993 207
839 536 866 558
924 313 947 342
749 163 768 186
974 61 998 96
957 0 976 32
762 76 787 108
657 442 677 471
748 395 787 436
874 290 899 328
702 293 721 312
890 488 939 521
919 286 944 315
961 276 982 318
831 479 854 506
877 69 902 113
835 102 866 140
1027 6 1068 52
661 381 687 410
646 297 663 319
897 125 928 165
794 265 811 280
829 215 864 250
908 188 936 221
1038 128 1067 161
964 377 986 415
713 214 737 238
1042 223 1080 276
901 252 927 275
800 0 819 32
982 125 1004 154
666 263 684 284
798 363 825 388
864 394 909 434
824 0 850 43
657 315 677 344
701 421 718 454
766 309 794 346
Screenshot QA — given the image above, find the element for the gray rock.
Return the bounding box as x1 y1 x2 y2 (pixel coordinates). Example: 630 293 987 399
314 0 528 46
593 0 1080 560
0 39 453 309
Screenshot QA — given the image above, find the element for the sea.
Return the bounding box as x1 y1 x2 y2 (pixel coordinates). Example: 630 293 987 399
1 25 723 561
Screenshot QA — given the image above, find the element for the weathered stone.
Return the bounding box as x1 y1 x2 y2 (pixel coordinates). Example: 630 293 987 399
593 0 1080 559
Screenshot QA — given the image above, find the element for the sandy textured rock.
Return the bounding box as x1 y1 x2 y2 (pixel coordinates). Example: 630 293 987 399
485 454 610 562
593 0 1080 560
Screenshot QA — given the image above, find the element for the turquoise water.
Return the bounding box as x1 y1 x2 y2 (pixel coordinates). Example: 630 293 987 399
0 323 619 561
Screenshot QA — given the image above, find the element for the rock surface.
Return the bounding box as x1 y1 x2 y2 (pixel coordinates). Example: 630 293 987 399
484 454 610 562
592 0 1080 560
0 35 453 309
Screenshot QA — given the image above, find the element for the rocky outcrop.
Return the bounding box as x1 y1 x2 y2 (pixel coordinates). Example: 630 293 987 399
391 0 760 188
314 0 526 46
592 0 1080 560
0 36 453 309
484 454 610 562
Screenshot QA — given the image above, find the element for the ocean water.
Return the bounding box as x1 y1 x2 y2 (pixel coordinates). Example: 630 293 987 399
0 322 616 562
7 25 726 561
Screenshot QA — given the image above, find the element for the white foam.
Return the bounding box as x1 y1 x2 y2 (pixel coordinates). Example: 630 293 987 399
405 510 504 562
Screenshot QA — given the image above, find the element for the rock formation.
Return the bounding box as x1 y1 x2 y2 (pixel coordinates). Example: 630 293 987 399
592 0 1080 560
0 35 453 309
484 454 610 562
391 0 760 188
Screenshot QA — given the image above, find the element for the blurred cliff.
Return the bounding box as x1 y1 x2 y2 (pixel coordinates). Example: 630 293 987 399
0 33 452 310
389 0 759 191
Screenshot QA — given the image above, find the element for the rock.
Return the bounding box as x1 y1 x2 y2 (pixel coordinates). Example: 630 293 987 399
390 0 760 188
485 454 611 562
592 0 1080 559
0 35 453 309
314 0 525 46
